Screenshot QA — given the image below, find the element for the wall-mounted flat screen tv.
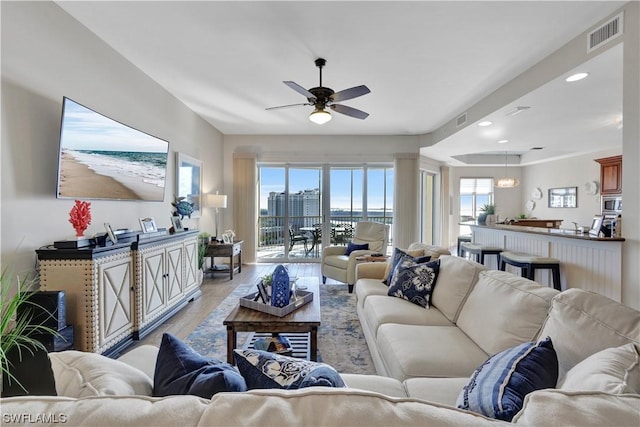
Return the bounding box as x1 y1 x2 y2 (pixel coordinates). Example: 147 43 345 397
56 97 170 201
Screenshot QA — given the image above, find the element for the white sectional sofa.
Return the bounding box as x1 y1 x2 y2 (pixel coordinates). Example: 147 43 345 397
1 245 639 426
353 246 640 417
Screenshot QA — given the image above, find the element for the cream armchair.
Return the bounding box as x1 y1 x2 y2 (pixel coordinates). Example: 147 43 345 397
321 221 390 293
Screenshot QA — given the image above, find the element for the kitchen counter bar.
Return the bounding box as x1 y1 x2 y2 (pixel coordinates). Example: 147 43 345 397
469 224 624 302
473 223 625 242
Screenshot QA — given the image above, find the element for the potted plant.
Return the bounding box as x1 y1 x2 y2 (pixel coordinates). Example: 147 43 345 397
197 232 211 281
477 204 496 225
1 269 59 395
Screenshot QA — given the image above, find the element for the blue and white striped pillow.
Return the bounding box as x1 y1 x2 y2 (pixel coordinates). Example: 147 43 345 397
456 337 558 421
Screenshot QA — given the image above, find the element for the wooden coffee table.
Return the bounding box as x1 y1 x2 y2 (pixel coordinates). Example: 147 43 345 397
223 278 321 363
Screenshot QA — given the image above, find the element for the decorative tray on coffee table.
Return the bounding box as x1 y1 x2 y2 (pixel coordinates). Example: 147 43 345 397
239 287 313 317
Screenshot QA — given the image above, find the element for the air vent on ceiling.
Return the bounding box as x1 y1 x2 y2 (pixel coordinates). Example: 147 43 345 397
456 112 467 127
530 147 544 150
588 12 623 53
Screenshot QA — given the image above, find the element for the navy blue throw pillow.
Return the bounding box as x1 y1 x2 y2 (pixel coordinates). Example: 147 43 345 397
345 242 369 256
234 349 345 390
383 247 431 285
456 337 558 421
153 333 247 398
387 258 440 308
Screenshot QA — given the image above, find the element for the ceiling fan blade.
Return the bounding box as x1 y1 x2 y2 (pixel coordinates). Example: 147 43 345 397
283 81 316 100
330 85 370 102
330 104 369 120
266 102 310 111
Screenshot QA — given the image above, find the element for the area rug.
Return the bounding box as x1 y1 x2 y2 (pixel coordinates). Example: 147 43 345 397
185 282 375 375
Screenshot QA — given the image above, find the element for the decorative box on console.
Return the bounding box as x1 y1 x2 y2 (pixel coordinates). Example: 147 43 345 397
240 290 313 317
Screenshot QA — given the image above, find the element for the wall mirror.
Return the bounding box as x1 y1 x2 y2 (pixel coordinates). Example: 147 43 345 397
176 152 202 218
548 186 577 208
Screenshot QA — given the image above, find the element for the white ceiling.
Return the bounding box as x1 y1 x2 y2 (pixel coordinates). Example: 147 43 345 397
56 1 625 165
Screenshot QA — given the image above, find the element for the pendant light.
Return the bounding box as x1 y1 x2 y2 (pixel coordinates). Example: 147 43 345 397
495 151 520 188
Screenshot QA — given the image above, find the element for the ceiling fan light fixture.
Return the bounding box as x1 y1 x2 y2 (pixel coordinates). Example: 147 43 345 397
309 108 332 125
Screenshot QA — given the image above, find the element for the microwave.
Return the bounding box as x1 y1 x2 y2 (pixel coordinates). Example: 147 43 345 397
602 195 622 214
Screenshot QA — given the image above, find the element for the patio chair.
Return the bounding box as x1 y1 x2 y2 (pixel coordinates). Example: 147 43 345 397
289 225 310 252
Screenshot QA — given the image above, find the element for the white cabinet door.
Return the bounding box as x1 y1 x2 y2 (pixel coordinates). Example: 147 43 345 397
97 254 134 353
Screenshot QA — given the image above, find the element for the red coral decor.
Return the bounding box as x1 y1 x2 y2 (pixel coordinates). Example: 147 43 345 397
69 200 92 237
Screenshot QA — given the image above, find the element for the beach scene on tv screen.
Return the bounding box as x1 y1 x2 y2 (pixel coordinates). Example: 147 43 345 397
57 98 169 201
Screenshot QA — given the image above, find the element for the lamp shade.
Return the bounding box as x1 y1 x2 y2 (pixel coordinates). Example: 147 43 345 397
207 193 227 209
309 108 332 125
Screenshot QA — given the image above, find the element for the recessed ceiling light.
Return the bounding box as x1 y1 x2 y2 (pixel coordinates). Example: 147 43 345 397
565 72 589 82
497 139 509 144
478 121 492 127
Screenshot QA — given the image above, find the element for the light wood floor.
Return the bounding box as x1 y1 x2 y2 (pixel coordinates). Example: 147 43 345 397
134 263 334 349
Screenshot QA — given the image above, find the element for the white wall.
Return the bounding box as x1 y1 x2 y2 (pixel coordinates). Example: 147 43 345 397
1 2 223 274
522 148 621 228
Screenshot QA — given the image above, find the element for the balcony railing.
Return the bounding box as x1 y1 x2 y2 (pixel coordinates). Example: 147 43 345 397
257 215 393 260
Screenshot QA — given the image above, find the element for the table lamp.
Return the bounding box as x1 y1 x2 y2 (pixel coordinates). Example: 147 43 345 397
207 192 227 241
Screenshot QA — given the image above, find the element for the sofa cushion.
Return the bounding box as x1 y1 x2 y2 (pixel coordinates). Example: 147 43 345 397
207 388 501 426
383 247 430 285
49 350 153 398
340 373 408 397
512 390 640 426
406 242 451 259
363 295 453 337
154 333 247 398
0 394 214 426
355 278 389 305
118 345 159 380
430 255 486 323
456 270 558 356
387 259 440 308
456 337 558 422
345 242 369 255
537 288 640 378
377 324 489 380
403 377 470 405
558 343 640 394
234 349 345 390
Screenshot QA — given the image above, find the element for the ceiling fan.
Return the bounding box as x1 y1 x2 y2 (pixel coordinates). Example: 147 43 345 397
266 58 370 124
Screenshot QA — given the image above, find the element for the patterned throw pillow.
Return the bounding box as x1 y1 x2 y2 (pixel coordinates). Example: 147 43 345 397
456 337 558 422
387 258 439 308
234 349 345 390
154 333 247 398
383 247 431 285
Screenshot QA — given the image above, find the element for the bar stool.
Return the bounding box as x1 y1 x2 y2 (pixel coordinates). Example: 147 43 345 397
457 235 472 256
459 242 503 265
499 251 562 291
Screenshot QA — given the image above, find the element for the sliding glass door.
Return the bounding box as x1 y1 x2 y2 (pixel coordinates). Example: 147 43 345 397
257 164 393 262
258 166 323 261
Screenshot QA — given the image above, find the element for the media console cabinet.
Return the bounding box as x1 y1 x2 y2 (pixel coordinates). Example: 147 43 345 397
36 230 201 357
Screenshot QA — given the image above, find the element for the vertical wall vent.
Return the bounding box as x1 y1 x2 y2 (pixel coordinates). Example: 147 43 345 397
588 12 623 53
456 112 467 127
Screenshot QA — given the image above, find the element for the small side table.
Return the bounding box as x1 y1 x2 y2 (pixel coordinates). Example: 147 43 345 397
206 240 243 280
355 254 389 262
